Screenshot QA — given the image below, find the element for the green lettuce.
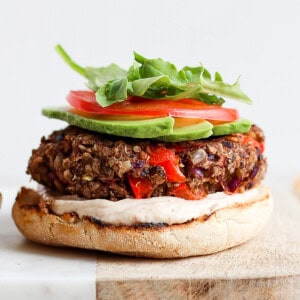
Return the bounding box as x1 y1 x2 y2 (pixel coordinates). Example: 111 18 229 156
55 44 252 107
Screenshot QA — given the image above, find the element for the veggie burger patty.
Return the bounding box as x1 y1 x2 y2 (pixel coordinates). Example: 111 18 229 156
28 125 266 201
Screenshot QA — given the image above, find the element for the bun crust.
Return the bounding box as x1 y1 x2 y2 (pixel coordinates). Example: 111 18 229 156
12 187 272 258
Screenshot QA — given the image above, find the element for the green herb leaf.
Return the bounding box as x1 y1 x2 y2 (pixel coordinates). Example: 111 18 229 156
182 66 211 82
214 72 223 82
127 62 141 81
199 75 252 104
55 44 86 77
198 93 225 105
86 64 127 91
96 77 128 107
56 44 252 106
132 75 170 96
138 57 187 85
133 51 148 64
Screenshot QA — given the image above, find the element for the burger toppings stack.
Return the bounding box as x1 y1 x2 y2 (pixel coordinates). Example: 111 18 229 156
12 46 272 258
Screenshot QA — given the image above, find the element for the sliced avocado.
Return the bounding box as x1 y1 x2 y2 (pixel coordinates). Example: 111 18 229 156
212 118 252 136
42 107 174 139
156 121 213 142
42 107 252 141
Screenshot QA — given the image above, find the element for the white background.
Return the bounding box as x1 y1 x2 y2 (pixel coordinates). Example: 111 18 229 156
1 0 300 187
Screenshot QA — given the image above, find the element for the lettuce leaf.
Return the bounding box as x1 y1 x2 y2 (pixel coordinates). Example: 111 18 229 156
85 64 127 91
56 44 252 107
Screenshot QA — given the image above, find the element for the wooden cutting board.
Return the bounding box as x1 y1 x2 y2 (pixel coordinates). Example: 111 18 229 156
95 189 300 300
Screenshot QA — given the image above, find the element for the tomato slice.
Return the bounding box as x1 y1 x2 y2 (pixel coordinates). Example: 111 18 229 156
67 91 239 122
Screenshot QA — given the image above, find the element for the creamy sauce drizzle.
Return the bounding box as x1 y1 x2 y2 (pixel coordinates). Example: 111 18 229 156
50 185 269 226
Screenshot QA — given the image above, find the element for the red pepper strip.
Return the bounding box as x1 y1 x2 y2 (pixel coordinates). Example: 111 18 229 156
241 136 264 154
128 176 153 199
148 147 186 183
260 143 265 153
170 183 204 200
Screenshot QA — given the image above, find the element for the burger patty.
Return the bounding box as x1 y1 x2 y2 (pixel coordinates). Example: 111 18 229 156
27 125 267 201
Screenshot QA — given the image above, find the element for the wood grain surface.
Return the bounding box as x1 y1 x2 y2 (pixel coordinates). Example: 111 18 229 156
96 190 300 300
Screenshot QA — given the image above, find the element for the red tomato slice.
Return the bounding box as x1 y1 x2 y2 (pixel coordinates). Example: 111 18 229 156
67 91 239 122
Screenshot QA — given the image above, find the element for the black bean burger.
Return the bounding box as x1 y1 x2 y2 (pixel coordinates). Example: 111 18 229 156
12 46 272 258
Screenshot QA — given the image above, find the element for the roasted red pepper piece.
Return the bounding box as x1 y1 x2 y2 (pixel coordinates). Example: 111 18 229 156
148 147 186 183
128 176 153 199
241 136 264 154
170 183 204 200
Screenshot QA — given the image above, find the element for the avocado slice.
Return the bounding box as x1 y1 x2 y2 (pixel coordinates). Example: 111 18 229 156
42 107 174 139
156 121 213 142
212 118 252 136
42 108 252 141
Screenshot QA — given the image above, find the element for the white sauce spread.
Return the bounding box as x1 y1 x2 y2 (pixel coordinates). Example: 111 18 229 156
51 185 269 226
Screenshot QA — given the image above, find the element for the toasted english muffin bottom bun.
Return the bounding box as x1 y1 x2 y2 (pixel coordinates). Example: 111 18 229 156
12 186 272 258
